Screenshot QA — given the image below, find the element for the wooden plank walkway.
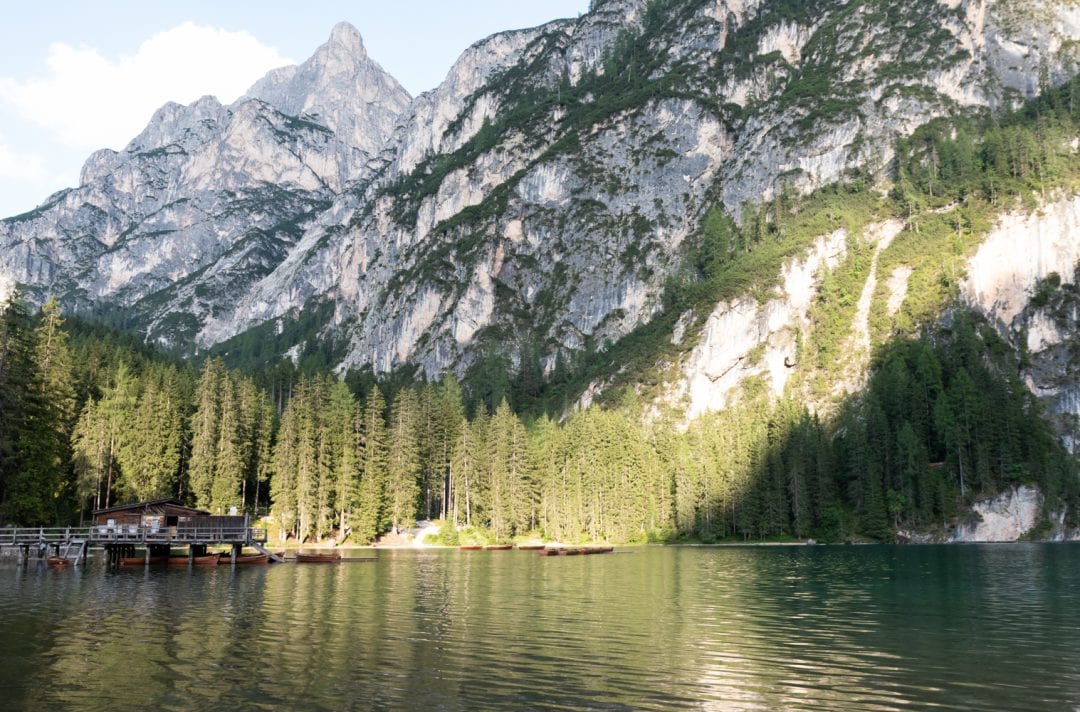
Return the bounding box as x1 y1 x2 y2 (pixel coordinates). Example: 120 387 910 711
0 525 267 546
0 523 273 565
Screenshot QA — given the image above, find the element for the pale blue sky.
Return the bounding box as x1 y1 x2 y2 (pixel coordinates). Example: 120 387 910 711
0 1 589 218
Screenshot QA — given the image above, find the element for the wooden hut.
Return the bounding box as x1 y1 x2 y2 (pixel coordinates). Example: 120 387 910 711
92 499 208 533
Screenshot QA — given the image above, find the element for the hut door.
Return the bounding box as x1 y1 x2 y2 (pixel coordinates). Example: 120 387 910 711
166 515 178 537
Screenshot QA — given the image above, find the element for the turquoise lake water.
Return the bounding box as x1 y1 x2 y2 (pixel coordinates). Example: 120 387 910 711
1 544 1078 710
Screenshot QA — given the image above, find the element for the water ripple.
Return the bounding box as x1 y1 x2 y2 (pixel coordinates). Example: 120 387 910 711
1 544 1079 710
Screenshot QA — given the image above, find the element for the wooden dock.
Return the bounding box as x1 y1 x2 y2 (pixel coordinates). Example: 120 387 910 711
0 518 281 566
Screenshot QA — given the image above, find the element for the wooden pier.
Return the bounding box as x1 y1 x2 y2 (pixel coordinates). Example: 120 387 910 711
0 518 279 566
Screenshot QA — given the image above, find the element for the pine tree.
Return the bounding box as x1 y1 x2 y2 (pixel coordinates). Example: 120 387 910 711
189 359 226 508
119 367 181 501
0 292 37 522
270 404 299 540
295 379 320 542
4 298 78 524
328 380 358 540
434 375 464 521
354 386 389 542
386 388 421 532
211 375 244 514
95 362 137 509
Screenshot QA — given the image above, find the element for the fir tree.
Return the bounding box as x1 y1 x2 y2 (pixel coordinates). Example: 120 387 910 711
354 386 389 542
386 388 421 532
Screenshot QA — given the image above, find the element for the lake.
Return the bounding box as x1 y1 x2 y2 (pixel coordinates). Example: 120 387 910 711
1 544 1078 710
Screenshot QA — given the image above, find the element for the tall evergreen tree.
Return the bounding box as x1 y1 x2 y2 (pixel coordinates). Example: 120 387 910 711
119 366 182 501
386 388 421 532
189 359 226 508
354 386 389 542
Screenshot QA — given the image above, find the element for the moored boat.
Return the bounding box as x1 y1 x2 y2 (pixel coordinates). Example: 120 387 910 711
47 556 69 568
120 556 169 566
295 552 341 563
228 554 269 565
540 545 613 556
169 554 221 566
517 544 545 550
459 544 482 550
484 544 513 550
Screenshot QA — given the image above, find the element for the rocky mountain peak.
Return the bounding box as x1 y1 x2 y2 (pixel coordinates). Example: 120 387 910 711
5 0 1080 397
326 21 367 58
243 21 410 164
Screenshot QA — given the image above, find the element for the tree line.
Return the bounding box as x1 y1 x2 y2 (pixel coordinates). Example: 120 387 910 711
1 289 1074 542
5 74 1080 537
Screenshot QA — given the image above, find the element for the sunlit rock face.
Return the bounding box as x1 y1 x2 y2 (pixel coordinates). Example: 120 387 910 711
949 485 1042 542
960 193 1080 453
3 0 1079 377
0 23 410 348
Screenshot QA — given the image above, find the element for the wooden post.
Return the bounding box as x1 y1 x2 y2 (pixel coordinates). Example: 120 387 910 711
144 546 150 566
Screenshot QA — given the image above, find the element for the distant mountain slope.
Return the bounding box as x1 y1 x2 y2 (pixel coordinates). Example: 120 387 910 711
201 0 1080 381
0 23 409 347
2 0 1078 393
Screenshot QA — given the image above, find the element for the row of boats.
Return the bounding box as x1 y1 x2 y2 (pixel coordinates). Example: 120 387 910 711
46 545 615 567
117 552 271 566
44 551 378 567
459 544 615 555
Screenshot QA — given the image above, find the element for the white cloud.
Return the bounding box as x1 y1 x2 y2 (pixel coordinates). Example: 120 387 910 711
0 22 291 151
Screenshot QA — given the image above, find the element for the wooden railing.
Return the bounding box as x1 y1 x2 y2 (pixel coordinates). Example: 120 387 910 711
0 527 91 545
0 525 267 546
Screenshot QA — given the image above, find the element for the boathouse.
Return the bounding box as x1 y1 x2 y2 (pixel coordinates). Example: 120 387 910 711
0 498 277 566
92 498 209 530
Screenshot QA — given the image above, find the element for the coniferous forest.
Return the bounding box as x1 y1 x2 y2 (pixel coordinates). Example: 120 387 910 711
0 288 1076 543
3 76 1080 543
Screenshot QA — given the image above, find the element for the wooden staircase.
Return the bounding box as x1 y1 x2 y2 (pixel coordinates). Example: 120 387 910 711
61 538 88 564
250 542 284 563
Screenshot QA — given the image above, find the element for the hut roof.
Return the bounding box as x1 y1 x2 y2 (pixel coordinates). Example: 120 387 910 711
91 498 209 517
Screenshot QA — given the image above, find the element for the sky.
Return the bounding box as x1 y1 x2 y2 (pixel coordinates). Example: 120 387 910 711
0 0 589 218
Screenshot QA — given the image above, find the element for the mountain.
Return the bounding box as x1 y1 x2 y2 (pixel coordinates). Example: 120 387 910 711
199 0 1080 382
0 22 410 346
2 0 1080 420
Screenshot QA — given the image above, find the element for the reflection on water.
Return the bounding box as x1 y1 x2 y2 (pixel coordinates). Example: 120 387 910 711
1 545 1079 710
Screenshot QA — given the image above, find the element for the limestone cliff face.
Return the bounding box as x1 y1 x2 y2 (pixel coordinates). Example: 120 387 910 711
2 0 1079 380
898 485 1078 542
198 0 1080 380
961 193 1080 454
668 228 847 419
0 23 409 347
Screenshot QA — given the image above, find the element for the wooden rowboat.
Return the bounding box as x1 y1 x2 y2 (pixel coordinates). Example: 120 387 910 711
458 545 482 550
517 544 545 550
225 554 269 565
295 552 341 563
484 544 513 550
169 554 221 566
47 556 69 567
540 545 614 556
120 556 169 566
